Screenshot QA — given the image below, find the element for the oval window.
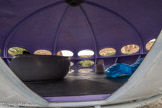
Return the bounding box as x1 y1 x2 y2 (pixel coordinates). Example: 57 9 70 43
8 47 29 56
70 62 74 66
34 49 52 55
78 60 94 67
78 69 92 73
121 44 139 55
69 69 74 73
57 50 73 57
78 49 94 58
146 39 156 50
99 48 116 57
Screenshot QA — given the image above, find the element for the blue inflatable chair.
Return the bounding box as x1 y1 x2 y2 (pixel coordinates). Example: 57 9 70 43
105 58 144 78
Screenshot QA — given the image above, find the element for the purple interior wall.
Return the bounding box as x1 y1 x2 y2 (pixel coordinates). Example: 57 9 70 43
0 0 162 71
0 0 161 102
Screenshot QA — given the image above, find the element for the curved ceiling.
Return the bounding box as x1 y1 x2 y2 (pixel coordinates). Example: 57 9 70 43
0 0 162 58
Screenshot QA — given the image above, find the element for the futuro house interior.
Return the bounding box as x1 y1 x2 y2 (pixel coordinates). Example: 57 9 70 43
0 0 162 107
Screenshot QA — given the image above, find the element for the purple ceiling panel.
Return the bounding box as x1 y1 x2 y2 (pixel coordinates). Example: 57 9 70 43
0 0 63 51
81 3 142 52
55 7 96 55
0 0 161 58
5 3 68 55
87 0 162 50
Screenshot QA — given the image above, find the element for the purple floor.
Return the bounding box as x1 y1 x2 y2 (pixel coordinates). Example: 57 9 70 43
44 94 111 102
